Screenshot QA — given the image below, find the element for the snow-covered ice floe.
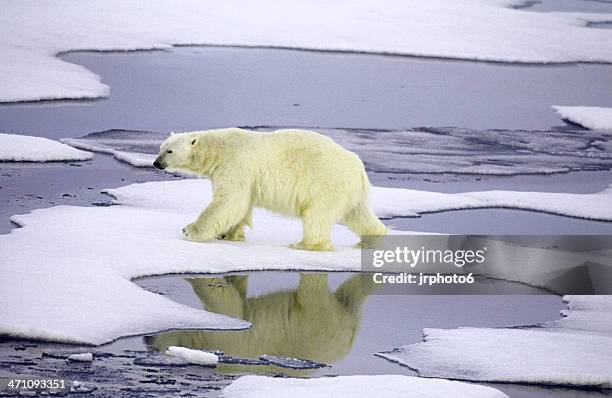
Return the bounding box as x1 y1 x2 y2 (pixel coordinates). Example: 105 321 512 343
1 179 612 344
165 346 218 366
2 0 612 102
221 375 508 398
553 106 612 131
378 295 612 389
64 127 612 175
0 133 92 162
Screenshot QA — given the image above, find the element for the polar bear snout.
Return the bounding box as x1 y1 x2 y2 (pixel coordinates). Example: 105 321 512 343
153 157 166 170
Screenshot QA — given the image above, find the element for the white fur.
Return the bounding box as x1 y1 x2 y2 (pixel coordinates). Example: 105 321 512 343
155 128 387 251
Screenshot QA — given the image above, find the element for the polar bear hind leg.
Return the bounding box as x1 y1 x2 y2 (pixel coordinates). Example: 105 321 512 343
342 201 388 247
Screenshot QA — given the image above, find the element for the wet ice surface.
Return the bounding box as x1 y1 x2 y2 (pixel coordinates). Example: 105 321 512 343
62 126 612 175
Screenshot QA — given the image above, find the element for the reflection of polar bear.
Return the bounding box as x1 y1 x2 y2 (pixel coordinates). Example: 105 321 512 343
148 274 377 375
153 128 387 251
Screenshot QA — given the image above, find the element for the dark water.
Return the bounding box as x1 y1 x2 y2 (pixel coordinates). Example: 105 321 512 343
2 47 612 139
136 272 560 378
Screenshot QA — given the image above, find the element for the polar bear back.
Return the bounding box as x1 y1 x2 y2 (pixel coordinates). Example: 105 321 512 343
237 129 368 218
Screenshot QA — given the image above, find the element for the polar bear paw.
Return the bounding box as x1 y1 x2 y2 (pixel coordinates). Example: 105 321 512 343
182 223 212 242
218 228 245 242
290 240 334 252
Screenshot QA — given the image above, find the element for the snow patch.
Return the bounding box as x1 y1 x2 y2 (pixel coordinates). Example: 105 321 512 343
221 375 508 398
166 346 218 366
2 1 612 102
378 295 612 388
0 133 92 162
553 106 612 131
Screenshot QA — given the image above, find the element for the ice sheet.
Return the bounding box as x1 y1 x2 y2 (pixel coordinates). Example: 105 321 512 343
221 374 508 398
545 295 612 334
64 127 612 175
0 133 92 162
1 179 611 345
378 295 612 388
2 1 612 102
378 327 612 388
553 106 612 131
372 185 612 220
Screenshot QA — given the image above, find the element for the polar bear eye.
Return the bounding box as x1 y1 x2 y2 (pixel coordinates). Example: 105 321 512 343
166 150 173 154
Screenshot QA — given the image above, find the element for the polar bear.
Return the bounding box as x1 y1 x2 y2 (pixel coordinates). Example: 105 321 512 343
153 128 387 251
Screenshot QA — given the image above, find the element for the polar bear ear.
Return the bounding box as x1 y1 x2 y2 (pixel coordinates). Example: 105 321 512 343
170 131 175 136
191 137 198 146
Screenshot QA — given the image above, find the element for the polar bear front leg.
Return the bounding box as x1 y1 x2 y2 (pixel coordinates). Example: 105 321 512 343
183 193 250 242
218 208 252 241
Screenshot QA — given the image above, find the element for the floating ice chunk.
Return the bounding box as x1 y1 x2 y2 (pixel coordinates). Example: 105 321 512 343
378 296 612 388
1 179 611 345
221 375 508 398
0 133 92 162
68 353 93 362
553 106 612 131
2 1 612 102
43 349 105 359
166 346 218 366
378 326 612 388
70 381 96 393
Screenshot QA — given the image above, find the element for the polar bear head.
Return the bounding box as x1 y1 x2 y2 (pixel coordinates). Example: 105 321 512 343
153 132 198 171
